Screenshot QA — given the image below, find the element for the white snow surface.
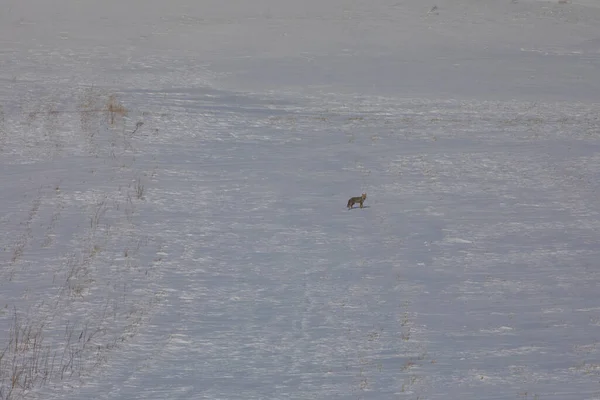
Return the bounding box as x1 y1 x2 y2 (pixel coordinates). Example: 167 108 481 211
1 0 600 399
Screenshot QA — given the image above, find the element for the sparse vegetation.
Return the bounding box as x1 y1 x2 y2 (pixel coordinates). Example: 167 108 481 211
0 305 131 400
0 87 159 399
106 95 127 125
131 121 143 135
134 178 145 200
89 196 107 231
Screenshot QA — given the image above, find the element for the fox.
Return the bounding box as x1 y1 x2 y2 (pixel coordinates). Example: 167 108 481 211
347 193 367 209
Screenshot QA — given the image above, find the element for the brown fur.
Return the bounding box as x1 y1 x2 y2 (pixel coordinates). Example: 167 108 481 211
347 193 367 209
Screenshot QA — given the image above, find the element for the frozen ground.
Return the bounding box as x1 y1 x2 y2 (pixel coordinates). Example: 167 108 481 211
1 0 600 399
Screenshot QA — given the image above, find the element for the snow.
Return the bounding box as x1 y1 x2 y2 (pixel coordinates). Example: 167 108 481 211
1 0 600 399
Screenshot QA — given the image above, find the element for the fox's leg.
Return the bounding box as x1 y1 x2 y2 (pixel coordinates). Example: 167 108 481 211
359 201 363 208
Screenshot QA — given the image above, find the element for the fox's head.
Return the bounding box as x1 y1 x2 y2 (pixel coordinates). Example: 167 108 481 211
362 193 367 200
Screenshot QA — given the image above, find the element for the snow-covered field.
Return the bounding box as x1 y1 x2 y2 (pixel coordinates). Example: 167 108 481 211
1 0 600 399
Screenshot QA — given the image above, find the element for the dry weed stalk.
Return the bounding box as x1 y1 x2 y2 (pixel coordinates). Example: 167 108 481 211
106 95 127 125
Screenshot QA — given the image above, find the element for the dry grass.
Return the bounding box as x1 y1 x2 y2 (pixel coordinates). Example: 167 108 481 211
106 95 127 125
0 309 110 400
0 89 157 400
134 178 145 200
